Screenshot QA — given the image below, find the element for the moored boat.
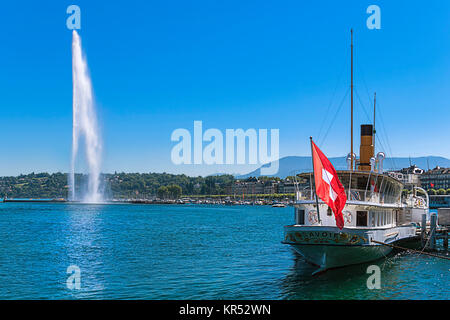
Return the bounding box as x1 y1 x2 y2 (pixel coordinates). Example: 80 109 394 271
282 30 429 274
272 202 286 207
283 168 428 273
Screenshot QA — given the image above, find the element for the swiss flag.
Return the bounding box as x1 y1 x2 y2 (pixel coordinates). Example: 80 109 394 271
370 178 378 193
311 140 347 229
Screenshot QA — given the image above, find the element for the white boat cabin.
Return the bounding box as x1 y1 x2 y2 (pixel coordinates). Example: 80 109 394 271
293 171 428 229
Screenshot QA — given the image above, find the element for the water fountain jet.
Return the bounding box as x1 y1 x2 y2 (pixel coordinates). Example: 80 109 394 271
69 30 103 203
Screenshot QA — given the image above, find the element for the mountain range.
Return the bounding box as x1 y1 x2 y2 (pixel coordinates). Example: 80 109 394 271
236 156 450 179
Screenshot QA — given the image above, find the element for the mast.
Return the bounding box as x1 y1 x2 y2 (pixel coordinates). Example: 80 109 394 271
350 29 354 171
373 92 376 147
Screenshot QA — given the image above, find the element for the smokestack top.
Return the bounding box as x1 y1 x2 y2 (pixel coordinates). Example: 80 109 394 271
361 124 373 136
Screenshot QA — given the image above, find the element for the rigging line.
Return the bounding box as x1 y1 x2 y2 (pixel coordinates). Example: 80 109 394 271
354 87 373 123
354 59 394 168
319 87 350 147
376 102 398 170
375 135 388 159
374 129 387 151
317 59 348 143
371 239 450 261
379 133 396 171
356 58 374 107
355 87 386 156
356 59 383 153
357 64 392 167
358 71 396 170
355 87 383 157
371 121 391 165
373 126 394 170
355 55 397 170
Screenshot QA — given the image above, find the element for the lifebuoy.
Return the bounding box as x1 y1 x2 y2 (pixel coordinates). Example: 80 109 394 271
343 211 352 224
308 210 318 224
414 198 424 207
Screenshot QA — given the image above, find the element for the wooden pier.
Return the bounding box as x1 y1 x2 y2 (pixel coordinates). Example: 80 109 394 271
373 212 449 260
418 212 449 251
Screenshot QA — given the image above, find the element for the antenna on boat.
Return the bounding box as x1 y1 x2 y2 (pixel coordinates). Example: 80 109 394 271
350 28 354 171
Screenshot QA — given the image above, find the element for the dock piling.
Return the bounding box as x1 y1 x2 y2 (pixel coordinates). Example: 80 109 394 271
430 213 437 250
421 213 427 247
444 231 449 249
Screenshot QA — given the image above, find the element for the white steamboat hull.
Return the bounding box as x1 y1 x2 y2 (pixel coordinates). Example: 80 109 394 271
289 243 391 271
283 225 416 273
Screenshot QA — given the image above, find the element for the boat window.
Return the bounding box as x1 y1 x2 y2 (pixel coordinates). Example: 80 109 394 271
370 212 375 227
356 211 368 227
296 209 305 225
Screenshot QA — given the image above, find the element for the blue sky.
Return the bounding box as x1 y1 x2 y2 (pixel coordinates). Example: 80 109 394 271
0 0 449 176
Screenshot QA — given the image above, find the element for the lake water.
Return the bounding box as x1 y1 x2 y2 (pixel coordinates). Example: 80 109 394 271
0 203 448 299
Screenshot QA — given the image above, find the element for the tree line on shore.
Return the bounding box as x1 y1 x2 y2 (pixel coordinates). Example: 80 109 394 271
1 172 448 200
0 172 240 199
402 188 450 197
427 188 450 195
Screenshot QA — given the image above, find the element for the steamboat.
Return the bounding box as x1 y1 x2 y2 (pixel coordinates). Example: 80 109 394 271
282 30 429 273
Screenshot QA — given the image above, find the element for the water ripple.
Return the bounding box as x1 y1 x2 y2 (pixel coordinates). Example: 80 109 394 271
0 203 448 299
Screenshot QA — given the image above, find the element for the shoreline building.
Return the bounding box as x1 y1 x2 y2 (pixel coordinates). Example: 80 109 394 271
387 165 424 188
420 166 450 190
232 178 265 195
278 179 298 194
231 178 300 195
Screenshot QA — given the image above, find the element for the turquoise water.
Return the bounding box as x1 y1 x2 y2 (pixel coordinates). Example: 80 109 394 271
0 203 448 299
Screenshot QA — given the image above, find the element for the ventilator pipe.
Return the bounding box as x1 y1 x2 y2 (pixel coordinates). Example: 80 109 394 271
346 153 356 170
370 157 376 172
376 152 385 173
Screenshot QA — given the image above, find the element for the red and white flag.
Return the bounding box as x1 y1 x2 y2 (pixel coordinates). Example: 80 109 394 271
311 140 347 229
370 178 378 193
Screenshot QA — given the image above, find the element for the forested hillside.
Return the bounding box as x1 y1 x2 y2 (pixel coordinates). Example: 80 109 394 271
0 172 236 199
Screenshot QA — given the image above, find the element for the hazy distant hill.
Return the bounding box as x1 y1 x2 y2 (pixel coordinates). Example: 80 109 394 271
236 156 450 179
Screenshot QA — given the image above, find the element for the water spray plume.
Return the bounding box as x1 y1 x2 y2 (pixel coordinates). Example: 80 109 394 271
69 30 103 203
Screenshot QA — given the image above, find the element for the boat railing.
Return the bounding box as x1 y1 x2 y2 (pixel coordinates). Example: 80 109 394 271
297 187 401 205
296 171 403 205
